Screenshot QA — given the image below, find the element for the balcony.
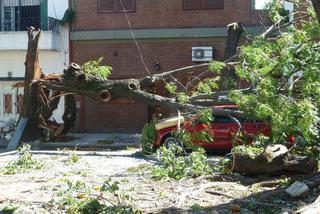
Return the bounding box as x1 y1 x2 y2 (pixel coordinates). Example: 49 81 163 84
0 17 62 51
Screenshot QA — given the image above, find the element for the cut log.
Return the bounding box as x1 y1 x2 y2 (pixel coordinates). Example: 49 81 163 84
231 144 318 175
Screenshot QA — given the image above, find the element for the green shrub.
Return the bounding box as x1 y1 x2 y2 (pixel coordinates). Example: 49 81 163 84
151 145 212 180
53 178 142 214
65 151 81 164
141 121 157 155
1 203 19 214
82 57 112 80
2 144 44 175
232 145 264 159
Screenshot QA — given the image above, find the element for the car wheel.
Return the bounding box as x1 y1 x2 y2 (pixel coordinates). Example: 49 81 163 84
163 136 186 155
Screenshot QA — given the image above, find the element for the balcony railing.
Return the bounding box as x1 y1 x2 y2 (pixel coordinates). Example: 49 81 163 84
0 17 60 32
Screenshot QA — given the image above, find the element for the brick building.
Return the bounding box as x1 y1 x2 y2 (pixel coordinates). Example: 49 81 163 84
70 0 271 133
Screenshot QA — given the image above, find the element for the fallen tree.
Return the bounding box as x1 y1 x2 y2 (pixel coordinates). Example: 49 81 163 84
17 1 319 177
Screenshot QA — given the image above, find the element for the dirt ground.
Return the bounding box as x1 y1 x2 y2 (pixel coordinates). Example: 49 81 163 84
0 148 319 214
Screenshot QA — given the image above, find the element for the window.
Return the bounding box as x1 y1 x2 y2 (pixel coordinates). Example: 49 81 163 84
98 0 135 12
184 0 223 10
4 7 13 31
4 94 12 114
16 94 24 114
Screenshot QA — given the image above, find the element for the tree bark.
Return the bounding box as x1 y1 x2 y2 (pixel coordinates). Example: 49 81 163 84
224 22 244 60
36 64 246 118
220 22 244 90
311 0 320 23
21 28 43 141
231 144 318 175
62 95 76 134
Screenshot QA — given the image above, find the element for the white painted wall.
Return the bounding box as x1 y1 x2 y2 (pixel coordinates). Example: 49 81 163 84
0 48 67 122
255 0 294 11
0 24 69 122
48 0 69 19
0 27 69 77
0 23 69 51
0 0 69 123
0 31 59 51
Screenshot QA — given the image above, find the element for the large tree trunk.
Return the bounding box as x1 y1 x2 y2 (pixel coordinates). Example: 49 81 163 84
224 22 244 60
220 22 244 90
311 0 320 23
231 144 318 175
21 28 43 141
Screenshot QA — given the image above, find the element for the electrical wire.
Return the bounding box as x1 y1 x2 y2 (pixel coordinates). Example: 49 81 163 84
118 0 152 76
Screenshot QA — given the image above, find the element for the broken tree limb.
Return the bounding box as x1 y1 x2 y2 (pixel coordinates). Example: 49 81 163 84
249 172 320 202
21 27 43 141
231 144 318 175
35 64 246 119
224 22 244 60
189 87 253 102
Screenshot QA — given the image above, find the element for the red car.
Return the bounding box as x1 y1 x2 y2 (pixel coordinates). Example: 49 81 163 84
153 105 271 151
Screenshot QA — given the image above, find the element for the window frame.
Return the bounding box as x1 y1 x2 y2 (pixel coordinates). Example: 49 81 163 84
183 0 224 10
97 0 136 13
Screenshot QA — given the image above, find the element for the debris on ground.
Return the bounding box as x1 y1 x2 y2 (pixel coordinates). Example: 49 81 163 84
0 148 319 214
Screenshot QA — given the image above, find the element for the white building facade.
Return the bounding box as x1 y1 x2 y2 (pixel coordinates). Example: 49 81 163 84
0 0 69 125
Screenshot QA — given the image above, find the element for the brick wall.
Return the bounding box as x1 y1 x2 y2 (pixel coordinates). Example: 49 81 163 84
72 38 226 132
71 0 270 133
72 38 226 78
75 97 148 133
72 0 266 31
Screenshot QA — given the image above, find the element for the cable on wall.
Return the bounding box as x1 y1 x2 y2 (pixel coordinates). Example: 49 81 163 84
118 0 152 76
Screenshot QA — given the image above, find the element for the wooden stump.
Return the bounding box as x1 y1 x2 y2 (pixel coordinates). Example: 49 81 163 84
231 144 318 175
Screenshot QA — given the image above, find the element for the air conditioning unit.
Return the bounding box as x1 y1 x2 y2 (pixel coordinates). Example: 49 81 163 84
192 47 213 62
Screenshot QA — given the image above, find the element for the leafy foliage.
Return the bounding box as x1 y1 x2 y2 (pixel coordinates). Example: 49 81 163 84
229 1 320 155
198 109 213 124
267 0 286 22
1 203 19 214
165 82 177 95
151 145 212 180
65 151 81 165
82 57 112 80
141 120 157 155
195 77 220 94
52 178 142 214
60 8 76 25
208 61 226 73
232 145 264 159
177 92 189 103
1 144 44 174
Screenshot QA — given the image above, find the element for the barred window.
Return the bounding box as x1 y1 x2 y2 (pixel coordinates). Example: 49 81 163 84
4 94 12 114
16 94 24 114
98 0 135 12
